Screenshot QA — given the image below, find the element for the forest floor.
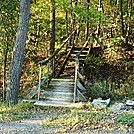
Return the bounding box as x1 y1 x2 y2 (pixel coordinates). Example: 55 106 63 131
0 102 133 134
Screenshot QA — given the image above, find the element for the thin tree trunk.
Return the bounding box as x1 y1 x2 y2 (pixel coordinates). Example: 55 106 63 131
6 0 31 105
97 0 102 37
65 11 69 51
69 0 73 47
85 0 90 41
50 0 55 77
72 0 77 46
119 0 124 36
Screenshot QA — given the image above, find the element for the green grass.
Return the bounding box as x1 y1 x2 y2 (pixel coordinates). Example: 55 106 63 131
0 102 36 122
116 113 134 126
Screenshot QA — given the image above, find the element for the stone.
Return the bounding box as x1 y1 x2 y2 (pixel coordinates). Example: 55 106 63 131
126 100 134 106
92 98 110 108
109 103 125 113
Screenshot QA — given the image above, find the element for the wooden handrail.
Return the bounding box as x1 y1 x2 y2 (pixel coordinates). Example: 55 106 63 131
73 31 103 102
39 29 77 66
56 45 74 78
92 33 103 47
73 36 91 102
37 28 80 100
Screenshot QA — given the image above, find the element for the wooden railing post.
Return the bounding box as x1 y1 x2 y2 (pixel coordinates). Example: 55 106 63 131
38 63 42 100
74 55 79 103
47 61 50 88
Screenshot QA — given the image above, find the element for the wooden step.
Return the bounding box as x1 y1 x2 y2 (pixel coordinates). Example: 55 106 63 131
60 72 74 77
66 62 83 67
70 54 87 58
72 50 89 55
40 92 74 102
44 87 74 93
65 65 75 69
68 56 86 61
41 78 74 99
34 100 73 107
73 47 89 51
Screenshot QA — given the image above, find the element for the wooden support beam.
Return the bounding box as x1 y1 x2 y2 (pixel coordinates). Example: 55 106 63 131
78 72 85 80
92 33 103 47
25 76 49 99
77 80 86 91
77 89 87 102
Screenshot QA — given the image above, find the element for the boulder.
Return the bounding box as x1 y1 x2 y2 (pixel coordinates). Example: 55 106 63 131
92 98 110 108
109 103 125 113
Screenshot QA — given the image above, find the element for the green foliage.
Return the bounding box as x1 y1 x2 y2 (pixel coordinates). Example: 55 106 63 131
116 113 134 126
87 80 109 99
86 75 134 101
85 55 104 72
0 102 35 122
0 0 19 58
110 37 121 46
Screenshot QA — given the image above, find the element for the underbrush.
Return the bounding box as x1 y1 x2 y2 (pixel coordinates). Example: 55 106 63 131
86 74 134 101
84 44 133 101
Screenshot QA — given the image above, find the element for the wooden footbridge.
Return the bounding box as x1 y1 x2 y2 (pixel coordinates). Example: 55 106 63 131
24 29 102 107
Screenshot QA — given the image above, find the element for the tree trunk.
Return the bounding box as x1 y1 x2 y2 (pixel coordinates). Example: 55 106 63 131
50 0 55 77
97 0 102 37
65 11 69 51
85 0 90 41
3 36 9 101
119 0 124 36
69 0 73 46
6 0 31 105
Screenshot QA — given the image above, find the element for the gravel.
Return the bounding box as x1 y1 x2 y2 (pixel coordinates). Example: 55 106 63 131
0 108 133 134
0 119 57 134
0 119 133 134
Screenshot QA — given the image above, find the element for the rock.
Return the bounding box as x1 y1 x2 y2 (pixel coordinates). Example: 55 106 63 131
126 100 134 106
92 98 110 108
109 103 125 113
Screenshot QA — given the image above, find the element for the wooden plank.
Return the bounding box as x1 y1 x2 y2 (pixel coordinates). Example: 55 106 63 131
78 72 85 80
22 99 37 103
34 100 72 107
77 89 87 102
92 33 103 47
25 76 49 99
77 80 86 91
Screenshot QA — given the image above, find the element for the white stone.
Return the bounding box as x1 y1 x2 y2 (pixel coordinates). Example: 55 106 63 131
92 98 110 108
126 100 134 106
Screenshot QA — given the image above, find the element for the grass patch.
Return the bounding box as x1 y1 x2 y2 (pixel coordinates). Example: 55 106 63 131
0 102 36 122
116 113 134 126
43 108 112 132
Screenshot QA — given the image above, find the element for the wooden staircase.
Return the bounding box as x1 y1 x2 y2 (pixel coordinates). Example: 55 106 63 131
24 30 104 107
33 46 89 106
35 78 74 106
24 31 92 106
60 47 89 78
